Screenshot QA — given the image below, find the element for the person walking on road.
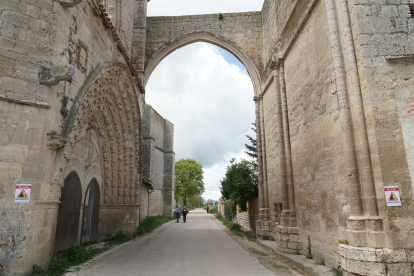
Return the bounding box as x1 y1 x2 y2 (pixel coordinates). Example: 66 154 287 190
175 208 181 223
181 206 188 223
207 205 209 213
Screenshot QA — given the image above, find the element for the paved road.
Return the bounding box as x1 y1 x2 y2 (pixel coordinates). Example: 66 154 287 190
70 208 275 276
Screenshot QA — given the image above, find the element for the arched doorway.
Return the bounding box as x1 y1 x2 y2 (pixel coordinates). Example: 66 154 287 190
54 171 82 252
81 179 101 243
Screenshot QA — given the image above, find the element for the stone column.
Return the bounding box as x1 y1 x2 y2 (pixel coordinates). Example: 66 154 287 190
324 0 383 250
279 61 295 212
254 96 266 221
260 96 270 212
271 60 301 253
271 62 289 211
325 0 363 217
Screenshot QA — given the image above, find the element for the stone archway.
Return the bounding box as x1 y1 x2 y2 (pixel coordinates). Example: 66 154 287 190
53 62 143 206
50 62 145 236
135 12 264 96
143 31 262 97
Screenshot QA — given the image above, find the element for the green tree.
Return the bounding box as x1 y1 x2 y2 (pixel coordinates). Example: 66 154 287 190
220 158 258 212
244 123 257 159
183 194 204 208
206 199 216 206
175 159 205 206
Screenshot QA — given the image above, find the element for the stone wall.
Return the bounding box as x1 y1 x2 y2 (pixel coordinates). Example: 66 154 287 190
236 213 258 232
145 12 263 72
350 0 414 250
141 12 264 95
142 104 175 217
283 0 343 263
235 197 259 232
258 0 414 273
0 0 148 275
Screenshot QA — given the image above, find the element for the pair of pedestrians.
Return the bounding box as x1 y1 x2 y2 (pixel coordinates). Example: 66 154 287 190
175 206 189 223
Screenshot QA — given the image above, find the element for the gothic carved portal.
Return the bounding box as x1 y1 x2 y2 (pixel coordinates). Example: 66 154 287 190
54 63 143 206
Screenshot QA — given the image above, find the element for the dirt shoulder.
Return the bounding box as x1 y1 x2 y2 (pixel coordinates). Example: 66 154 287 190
210 215 312 276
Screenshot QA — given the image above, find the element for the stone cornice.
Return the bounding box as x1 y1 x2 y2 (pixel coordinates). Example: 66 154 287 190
155 146 175 154
0 93 50 108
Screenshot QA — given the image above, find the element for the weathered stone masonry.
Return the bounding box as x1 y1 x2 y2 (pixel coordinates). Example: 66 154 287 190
1 0 414 275
142 104 174 217
0 0 173 275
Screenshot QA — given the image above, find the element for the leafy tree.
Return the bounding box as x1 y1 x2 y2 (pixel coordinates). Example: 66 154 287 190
175 159 205 206
206 199 217 206
220 158 258 212
182 194 204 208
244 123 257 159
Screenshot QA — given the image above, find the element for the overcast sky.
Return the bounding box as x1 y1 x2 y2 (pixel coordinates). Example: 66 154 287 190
146 1 264 201
147 0 265 16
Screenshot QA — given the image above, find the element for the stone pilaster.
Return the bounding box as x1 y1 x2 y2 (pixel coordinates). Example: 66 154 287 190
259 96 269 212
132 0 148 82
163 119 175 217
254 96 268 222
324 0 385 253
271 59 301 252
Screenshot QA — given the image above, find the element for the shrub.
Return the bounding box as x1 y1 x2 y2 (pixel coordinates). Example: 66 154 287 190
224 200 236 221
317 258 325 266
63 245 90 265
332 262 343 276
261 233 274 241
306 235 313 259
209 205 218 214
231 223 242 231
47 254 70 275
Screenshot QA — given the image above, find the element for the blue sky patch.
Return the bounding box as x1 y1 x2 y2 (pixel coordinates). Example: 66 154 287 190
216 47 248 74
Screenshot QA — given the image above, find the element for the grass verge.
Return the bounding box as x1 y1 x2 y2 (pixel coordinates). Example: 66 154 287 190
250 248 269 256
33 216 173 276
215 213 244 237
206 205 218 214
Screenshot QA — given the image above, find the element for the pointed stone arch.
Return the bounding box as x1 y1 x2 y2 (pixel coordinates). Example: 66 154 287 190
52 62 143 207
144 31 262 97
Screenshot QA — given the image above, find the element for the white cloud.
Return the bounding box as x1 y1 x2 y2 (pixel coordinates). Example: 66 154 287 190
147 0 265 16
145 42 256 201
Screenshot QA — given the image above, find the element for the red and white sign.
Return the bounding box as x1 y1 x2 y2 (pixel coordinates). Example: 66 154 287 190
14 184 31 203
384 186 401 207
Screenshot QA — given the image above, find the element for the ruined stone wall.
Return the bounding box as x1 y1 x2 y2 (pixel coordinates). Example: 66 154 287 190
261 0 277 68
284 0 343 264
0 0 144 274
143 12 264 79
142 104 175 217
350 0 414 250
259 0 414 273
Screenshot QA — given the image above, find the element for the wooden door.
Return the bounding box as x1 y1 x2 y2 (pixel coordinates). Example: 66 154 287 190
54 172 82 252
81 179 100 243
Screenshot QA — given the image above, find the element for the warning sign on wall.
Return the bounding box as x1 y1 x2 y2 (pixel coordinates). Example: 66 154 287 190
384 186 401 207
14 184 31 203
